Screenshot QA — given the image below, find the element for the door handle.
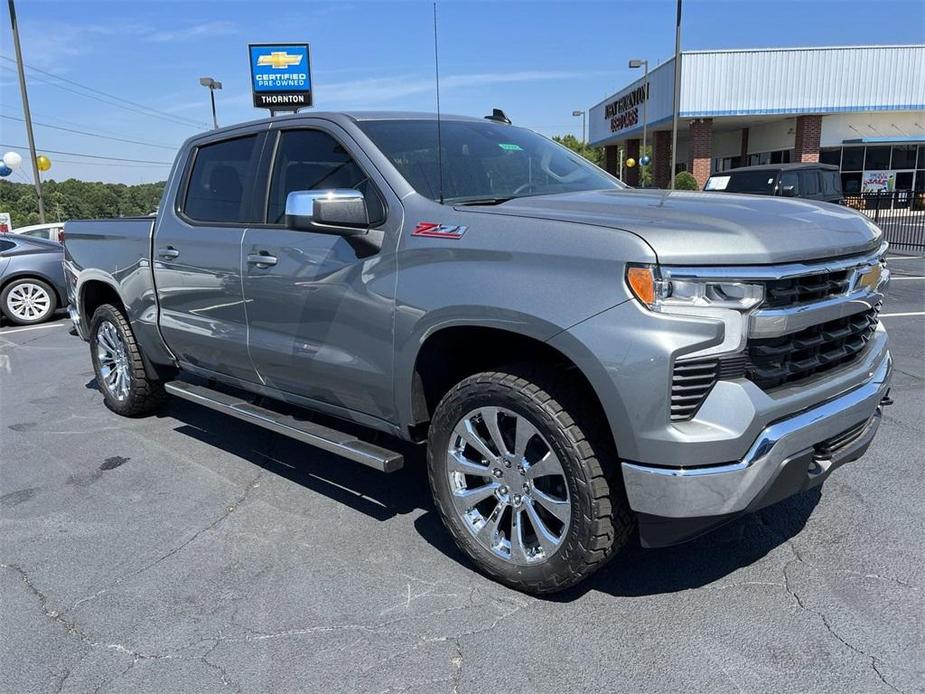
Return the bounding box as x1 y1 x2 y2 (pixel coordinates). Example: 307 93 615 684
247 252 278 267
157 246 180 259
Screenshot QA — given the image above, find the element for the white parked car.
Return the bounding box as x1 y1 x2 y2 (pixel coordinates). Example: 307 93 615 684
9 222 65 243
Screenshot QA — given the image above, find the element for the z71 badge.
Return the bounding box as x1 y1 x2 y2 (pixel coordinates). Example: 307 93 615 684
412 222 468 239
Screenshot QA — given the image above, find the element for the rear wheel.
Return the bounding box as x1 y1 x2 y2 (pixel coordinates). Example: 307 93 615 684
427 367 633 594
89 304 166 417
1 278 57 325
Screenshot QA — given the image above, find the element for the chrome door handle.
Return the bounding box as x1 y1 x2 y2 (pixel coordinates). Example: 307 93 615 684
247 252 278 267
157 246 180 259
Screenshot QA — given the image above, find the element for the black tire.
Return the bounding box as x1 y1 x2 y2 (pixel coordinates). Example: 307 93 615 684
89 304 166 417
427 366 634 594
0 277 58 326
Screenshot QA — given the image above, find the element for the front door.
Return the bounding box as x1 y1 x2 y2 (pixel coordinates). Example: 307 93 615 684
153 131 265 382
242 125 398 420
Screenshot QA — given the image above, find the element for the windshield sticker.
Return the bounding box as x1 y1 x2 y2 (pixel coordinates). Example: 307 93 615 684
705 176 729 191
412 222 468 239
498 143 523 151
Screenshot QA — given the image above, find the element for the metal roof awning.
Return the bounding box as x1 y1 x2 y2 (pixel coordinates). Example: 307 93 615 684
842 135 925 144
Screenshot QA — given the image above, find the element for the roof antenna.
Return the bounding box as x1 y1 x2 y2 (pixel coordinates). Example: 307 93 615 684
432 1 445 205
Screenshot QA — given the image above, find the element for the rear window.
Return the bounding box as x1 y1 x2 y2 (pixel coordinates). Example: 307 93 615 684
0 239 14 253
183 135 262 224
706 170 777 194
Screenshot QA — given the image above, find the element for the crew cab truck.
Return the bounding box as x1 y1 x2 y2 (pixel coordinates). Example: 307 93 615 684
64 112 892 594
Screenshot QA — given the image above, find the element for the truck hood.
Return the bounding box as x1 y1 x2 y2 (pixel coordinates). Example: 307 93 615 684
470 189 882 265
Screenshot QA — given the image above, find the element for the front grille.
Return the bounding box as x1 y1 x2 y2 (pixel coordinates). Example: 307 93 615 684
744 305 880 389
763 269 852 309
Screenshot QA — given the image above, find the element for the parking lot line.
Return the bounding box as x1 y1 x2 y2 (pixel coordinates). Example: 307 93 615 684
889 276 925 280
0 321 68 335
886 255 924 261
880 311 925 317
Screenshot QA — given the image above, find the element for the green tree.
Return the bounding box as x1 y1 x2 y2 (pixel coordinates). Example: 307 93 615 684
0 179 166 228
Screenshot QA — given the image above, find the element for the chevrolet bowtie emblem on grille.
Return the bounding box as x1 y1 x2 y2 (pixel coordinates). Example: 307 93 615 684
856 264 882 291
257 52 303 69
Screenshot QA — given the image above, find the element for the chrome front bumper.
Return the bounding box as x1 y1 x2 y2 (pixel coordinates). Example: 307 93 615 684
622 349 892 523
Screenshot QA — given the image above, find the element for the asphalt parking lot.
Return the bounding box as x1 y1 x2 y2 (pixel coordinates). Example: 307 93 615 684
1 256 923 694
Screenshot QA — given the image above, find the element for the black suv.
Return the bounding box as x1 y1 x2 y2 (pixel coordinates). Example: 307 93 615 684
705 163 843 204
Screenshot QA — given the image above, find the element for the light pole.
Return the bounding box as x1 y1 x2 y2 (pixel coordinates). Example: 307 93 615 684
7 0 45 222
199 77 222 129
628 59 648 186
571 110 586 144
670 0 683 190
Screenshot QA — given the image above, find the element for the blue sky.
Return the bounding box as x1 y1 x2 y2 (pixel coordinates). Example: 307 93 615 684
1 0 923 184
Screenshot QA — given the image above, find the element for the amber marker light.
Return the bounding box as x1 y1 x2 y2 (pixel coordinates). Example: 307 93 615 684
626 266 657 308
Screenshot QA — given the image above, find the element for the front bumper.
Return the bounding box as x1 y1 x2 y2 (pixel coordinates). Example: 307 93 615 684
622 349 892 546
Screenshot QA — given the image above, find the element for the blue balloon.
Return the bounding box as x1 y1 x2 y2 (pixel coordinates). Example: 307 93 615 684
640 155 651 166
0 164 11 177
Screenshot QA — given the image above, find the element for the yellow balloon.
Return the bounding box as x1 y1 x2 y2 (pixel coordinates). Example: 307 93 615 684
626 157 636 168
36 155 51 171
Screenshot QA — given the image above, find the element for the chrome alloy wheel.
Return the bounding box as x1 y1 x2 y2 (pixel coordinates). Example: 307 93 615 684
446 407 571 565
6 282 51 322
96 320 131 401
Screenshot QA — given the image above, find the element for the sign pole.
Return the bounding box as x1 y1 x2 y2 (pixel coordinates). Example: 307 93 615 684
669 0 682 190
7 0 45 223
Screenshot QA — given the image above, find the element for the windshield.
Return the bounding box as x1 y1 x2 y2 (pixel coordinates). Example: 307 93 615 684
705 170 778 194
358 119 623 204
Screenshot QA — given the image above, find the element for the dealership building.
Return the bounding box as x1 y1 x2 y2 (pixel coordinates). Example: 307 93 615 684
589 44 925 192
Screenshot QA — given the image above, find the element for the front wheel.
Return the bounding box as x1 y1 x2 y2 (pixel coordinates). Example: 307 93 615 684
89 304 166 417
427 367 633 594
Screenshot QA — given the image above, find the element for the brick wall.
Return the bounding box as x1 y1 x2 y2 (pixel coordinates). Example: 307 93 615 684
653 130 671 189
688 118 713 188
794 115 822 163
625 139 640 187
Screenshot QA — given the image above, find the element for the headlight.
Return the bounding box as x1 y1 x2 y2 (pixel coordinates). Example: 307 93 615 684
626 265 764 313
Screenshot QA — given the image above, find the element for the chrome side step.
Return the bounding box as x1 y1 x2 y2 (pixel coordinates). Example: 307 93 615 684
165 381 404 473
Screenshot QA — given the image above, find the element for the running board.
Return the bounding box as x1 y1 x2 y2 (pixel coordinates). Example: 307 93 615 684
165 381 404 473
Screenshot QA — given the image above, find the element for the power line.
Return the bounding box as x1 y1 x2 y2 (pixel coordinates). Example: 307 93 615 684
0 113 178 150
0 57 210 130
0 142 172 165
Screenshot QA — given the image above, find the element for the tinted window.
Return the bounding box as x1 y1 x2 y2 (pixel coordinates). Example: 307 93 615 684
819 148 841 166
184 135 261 223
865 146 891 170
822 171 842 195
721 170 778 194
0 239 14 253
359 119 621 203
799 171 821 196
841 147 864 171
780 171 800 195
891 145 917 169
267 129 384 225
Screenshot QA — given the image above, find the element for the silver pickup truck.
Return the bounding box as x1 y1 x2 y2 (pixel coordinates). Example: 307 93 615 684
64 111 892 594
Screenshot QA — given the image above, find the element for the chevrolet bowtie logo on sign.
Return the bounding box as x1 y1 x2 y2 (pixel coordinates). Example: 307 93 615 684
257 51 304 69
856 264 883 291
249 43 312 111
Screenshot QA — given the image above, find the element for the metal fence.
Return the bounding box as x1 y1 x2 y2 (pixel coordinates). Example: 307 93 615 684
844 191 925 251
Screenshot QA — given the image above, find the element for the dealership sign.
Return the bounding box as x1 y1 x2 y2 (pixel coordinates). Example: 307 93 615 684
604 83 648 134
249 43 312 111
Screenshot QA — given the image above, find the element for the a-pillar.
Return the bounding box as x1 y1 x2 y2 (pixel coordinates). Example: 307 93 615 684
794 115 822 163
688 118 713 189
625 138 640 187
604 145 620 177
653 130 671 189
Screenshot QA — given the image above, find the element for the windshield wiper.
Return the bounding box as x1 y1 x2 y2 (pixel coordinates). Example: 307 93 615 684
452 197 516 206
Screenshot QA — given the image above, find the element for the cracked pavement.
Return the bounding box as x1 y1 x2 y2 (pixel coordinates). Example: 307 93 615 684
1 258 923 693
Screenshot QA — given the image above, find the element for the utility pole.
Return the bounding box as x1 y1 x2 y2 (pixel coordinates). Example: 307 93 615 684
572 110 586 143
8 0 45 222
199 77 222 129
669 0 683 190
629 59 649 186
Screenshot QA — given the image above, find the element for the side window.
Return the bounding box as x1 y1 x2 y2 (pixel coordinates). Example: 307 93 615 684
183 135 261 224
822 171 842 195
780 171 800 195
0 239 14 253
800 171 821 197
267 129 385 226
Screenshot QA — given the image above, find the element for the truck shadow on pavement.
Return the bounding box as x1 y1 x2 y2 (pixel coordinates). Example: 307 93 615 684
161 395 820 601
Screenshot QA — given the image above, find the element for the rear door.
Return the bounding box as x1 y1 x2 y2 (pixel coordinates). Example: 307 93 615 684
241 123 399 420
153 130 266 383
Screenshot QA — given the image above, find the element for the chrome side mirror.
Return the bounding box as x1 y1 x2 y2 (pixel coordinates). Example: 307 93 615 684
285 189 369 234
